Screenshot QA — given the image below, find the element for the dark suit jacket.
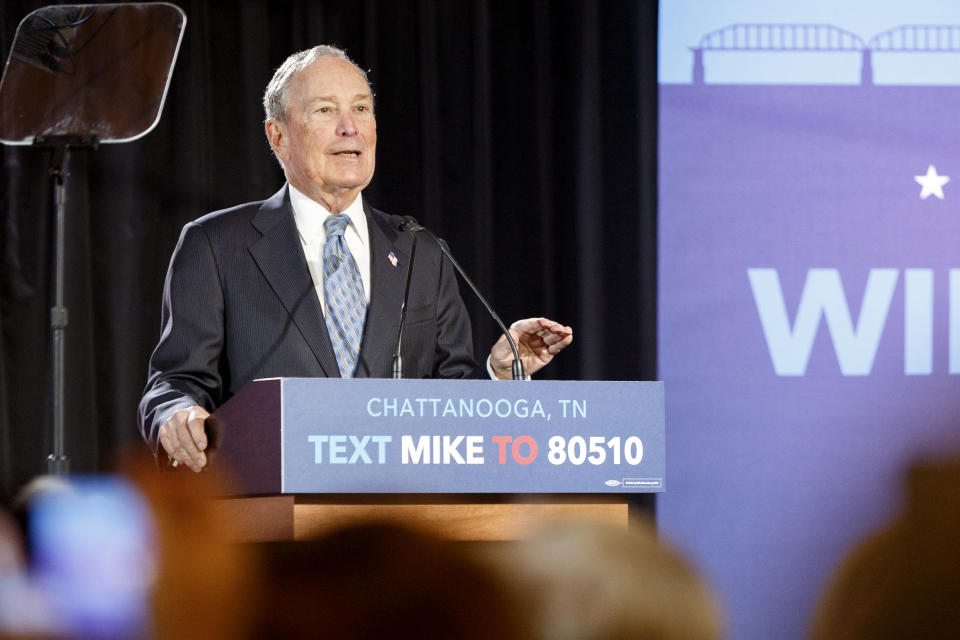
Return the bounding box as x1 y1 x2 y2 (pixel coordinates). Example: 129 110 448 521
138 185 483 452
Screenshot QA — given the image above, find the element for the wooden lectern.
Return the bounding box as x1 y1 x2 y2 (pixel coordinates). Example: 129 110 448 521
205 378 663 542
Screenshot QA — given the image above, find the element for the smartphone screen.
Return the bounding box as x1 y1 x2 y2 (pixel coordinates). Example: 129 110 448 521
28 475 157 638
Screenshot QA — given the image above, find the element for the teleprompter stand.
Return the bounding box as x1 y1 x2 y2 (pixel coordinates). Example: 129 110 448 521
0 3 186 473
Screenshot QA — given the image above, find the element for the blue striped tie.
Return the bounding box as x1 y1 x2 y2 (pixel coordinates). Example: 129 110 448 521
323 214 367 377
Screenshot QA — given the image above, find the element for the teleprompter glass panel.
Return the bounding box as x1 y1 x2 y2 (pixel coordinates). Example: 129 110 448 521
0 3 186 144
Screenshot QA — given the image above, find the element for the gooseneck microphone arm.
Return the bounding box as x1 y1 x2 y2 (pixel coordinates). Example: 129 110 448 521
390 215 525 380
434 238 526 381
392 217 424 379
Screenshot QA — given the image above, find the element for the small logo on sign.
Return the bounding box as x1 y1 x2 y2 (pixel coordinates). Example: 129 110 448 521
604 479 621 487
624 478 663 489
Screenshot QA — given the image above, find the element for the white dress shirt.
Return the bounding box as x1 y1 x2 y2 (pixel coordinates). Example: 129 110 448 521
289 183 507 379
288 183 371 316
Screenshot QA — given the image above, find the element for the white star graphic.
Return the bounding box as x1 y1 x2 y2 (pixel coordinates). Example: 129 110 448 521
915 165 950 200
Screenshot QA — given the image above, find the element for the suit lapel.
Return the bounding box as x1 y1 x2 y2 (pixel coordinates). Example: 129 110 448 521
248 185 340 377
357 203 408 376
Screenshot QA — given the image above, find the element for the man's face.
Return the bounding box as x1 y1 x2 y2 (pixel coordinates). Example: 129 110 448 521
267 56 377 211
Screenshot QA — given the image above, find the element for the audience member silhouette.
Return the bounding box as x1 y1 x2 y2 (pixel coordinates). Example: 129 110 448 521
810 457 960 639
508 517 724 640
253 520 531 639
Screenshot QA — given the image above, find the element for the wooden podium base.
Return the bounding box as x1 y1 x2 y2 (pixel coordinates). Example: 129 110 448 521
211 494 632 542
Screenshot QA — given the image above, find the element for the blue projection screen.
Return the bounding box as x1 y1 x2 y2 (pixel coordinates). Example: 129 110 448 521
659 2 960 638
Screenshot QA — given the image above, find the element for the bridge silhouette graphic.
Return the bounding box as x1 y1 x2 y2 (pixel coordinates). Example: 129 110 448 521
691 24 960 84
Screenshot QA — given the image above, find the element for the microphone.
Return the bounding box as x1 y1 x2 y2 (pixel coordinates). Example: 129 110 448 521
393 216 525 380
391 216 422 378
398 216 424 233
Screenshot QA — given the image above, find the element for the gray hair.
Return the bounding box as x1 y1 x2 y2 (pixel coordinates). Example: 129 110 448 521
262 45 370 122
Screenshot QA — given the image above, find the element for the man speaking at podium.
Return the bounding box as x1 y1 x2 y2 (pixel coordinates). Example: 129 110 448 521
138 45 573 472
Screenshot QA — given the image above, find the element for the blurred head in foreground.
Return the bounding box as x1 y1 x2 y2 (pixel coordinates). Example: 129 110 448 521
123 455 261 640
255 520 531 640
810 457 960 640
508 517 724 640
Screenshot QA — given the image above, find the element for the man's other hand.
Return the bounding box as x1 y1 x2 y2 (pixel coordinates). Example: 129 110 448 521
158 406 211 472
490 317 574 380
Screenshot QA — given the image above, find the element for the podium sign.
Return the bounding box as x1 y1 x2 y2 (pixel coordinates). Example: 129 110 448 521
207 378 663 540
211 378 664 494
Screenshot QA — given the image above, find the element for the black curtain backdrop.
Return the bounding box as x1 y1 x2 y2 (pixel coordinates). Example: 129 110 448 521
0 0 658 500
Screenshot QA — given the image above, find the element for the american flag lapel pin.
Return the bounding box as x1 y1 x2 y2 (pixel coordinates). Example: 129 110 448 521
387 251 398 267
